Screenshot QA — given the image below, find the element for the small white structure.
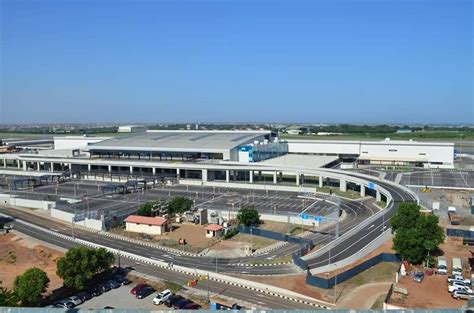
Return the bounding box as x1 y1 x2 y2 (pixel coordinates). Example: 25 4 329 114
205 224 223 238
118 125 147 133
54 136 110 150
124 215 169 235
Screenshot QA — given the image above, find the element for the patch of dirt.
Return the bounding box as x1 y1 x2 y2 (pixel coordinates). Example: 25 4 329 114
443 190 471 211
393 274 463 308
0 233 64 294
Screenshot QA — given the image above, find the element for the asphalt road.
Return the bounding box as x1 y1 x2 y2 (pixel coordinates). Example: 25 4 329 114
6 225 320 310
401 170 474 188
304 177 417 268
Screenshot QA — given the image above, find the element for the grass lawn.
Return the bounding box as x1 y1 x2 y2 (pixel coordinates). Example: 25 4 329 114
340 262 399 288
227 233 277 251
258 220 290 233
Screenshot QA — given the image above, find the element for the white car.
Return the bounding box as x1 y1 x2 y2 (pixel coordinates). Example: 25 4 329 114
449 283 473 294
67 296 83 306
152 289 172 305
452 290 474 300
448 275 471 285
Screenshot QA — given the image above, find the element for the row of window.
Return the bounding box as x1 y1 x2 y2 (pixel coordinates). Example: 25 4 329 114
361 150 427 155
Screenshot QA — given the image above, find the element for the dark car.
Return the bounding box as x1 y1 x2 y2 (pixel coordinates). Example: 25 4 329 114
54 300 75 309
100 283 111 292
183 302 201 310
114 276 131 285
131 283 148 295
106 280 121 289
164 294 184 308
136 286 155 299
413 271 424 283
76 292 92 302
89 287 103 297
173 299 193 309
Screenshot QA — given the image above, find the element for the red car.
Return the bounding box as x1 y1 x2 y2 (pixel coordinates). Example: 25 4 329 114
130 283 148 295
183 303 201 310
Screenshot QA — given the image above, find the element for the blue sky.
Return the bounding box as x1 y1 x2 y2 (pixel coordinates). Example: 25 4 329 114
1 0 472 124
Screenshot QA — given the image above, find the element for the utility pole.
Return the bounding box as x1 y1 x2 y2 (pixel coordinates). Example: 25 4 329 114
207 273 210 303
250 227 253 252
334 264 338 303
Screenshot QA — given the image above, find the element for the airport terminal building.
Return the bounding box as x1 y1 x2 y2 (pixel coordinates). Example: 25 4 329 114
0 130 455 181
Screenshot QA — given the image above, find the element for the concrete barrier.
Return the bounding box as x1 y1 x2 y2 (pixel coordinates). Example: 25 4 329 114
9 216 332 309
0 194 55 210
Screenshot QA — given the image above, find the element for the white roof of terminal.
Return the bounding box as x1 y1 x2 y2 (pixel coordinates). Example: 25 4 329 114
88 130 271 152
258 154 338 169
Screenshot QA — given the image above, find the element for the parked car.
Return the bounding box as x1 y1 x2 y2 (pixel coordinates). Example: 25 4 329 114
106 280 121 289
100 283 112 292
452 290 474 300
136 286 155 299
114 276 131 285
89 286 103 297
447 275 471 285
413 271 424 283
54 300 75 309
449 283 473 294
164 294 184 307
152 289 173 305
173 299 193 309
67 296 83 306
131 283 149 295
183 302 201 310
77 292 92 302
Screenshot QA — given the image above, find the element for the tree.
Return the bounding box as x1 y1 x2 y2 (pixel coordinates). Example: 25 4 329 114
137 201 155 216
390 202 421 232
13 268 49 307
168 197 193 214
236 207 260 227
56 247 115 290
0 284 17 307
391 202 445 264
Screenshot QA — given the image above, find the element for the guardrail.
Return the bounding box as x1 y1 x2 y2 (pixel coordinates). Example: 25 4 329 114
8 215 332 309
302 198 393 261
308 229 393 274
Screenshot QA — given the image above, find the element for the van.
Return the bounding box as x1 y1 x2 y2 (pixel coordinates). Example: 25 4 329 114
448 206 457 213
152 289 172 305
437 256 448 275
452 258 463 276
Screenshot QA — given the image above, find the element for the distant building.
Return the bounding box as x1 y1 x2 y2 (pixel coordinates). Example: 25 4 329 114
316 132 343 136
124 215 169 235
285 126 305 135
118 125 147 133
205 224 223 238
396 128 413 134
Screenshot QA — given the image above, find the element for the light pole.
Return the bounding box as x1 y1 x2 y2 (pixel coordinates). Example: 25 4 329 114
334 264 338 303
250 227 253 253
207 272 210 303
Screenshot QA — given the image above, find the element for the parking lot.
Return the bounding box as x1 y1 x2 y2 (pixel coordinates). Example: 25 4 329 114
401 170 474 189
0 176 342 222
77 283 167 310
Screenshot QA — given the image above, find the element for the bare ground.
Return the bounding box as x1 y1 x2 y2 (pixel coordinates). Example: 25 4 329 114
0 232 64 294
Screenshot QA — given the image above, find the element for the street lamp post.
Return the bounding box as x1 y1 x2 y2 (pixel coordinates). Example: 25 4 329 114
250 227 253 253
334 264 338 303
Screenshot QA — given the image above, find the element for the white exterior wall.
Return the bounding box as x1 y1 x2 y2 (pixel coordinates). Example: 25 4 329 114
288 140 360 155
54 137 110 150
287 139 454 167
359 141 454 167
125 222 164 235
